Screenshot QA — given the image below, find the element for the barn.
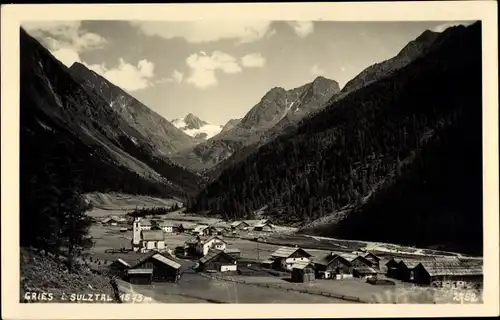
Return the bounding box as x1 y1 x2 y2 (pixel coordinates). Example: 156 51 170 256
291 262 316 283
363 252 381 270
125 268 153 285
253 222 273 232
130 251 182 283
196 249 238 273
385 258 401 279
109 258 131 279
231 221 249 230
314 253 353 279
413 261 483 289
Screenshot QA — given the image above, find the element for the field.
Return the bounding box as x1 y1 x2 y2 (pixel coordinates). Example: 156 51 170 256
84 193 482 304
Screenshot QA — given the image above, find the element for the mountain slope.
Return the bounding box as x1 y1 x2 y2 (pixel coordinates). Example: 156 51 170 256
70 62 197 156
20 28 201 199
175 76 340 171
171 113 223 140
187 22 482 254
338 29 440 98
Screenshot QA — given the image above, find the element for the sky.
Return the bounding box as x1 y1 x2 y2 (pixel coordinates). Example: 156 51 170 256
23 20 473 125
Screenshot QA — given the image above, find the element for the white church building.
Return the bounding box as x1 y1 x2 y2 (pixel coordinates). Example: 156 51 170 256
132 217 166 253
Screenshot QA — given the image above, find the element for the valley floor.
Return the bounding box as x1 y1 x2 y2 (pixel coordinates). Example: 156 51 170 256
83 193 483 304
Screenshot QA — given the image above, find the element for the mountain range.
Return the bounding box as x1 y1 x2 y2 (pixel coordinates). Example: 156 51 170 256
21 21 482 255
20 28 202 201
187 22 483 255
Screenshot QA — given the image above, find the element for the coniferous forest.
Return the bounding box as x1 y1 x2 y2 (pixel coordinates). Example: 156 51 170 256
187 22 483 254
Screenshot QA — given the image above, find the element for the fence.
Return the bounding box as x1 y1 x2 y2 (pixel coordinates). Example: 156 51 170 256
199 273 365 303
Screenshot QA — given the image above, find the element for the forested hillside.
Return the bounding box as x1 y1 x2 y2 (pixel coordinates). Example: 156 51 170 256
187 22 482 254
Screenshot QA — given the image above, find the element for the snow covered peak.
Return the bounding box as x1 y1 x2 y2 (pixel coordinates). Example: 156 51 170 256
171 114 222 140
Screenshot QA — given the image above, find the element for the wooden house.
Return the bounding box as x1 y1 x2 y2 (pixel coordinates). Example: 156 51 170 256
196 249 238 273
159 221 174 233
340 253 373 269
314 253 353 279
253 222 274 232
385 258 401 279
230 221 249 230
270 247 312 271
102 217 119 226
125 268 153 284
291 262 316 283
130 251 182 283
413 261 483 289
109 258 131 279
363 252 381 270
193 225 211 236
353 266 378 279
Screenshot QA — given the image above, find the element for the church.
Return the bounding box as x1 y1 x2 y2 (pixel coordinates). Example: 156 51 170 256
132 217 167 253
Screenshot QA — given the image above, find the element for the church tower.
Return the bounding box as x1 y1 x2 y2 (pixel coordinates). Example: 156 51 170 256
132 217 142 251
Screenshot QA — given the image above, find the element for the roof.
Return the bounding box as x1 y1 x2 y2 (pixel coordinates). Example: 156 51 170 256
271 247 311 258
102 218 118 223
193 225 209 232
254 223 273 228
141 230 164 241
202 235 227 244
225 248 241 254
400 256 460 269
127 268 153 275
364 252 381 261
114 258 131 267
292 262 315 270
418 261 483 277
339 253 359 262
314 253 336 267
185 236 199 245
140 219 152 226
231 221 248 227
354 266 378 274
159 221 174 227
151 254 181 269
199 249 236 265
261 260 274 264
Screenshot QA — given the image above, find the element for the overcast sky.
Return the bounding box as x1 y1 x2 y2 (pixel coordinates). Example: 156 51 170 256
23 20 472 125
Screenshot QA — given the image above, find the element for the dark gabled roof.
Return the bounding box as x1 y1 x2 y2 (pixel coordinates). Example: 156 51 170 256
130 250 178 269
199 249 236 265
417 261 483 277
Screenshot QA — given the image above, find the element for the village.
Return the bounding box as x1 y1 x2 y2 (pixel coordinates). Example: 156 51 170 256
85 206 484 304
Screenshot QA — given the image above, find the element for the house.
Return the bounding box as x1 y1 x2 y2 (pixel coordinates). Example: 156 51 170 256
195 236 227 256
129 251 182 283
139 230 166 253
396 260 420 281
340 253 374 269
196 249 238 273
139 219 152 231
260 260 274 268
270 247 312 271
230 221 249 230
102 217 119 226
314 253 353 279
413 261 483 289
224 248 241 259
253 222 274 232
291 262 316 283
159 221 174 233
353 266 379 279
109 258 131 279
363 252 381 270
385 258 401 279
193 225 210 236
125 268 153 284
